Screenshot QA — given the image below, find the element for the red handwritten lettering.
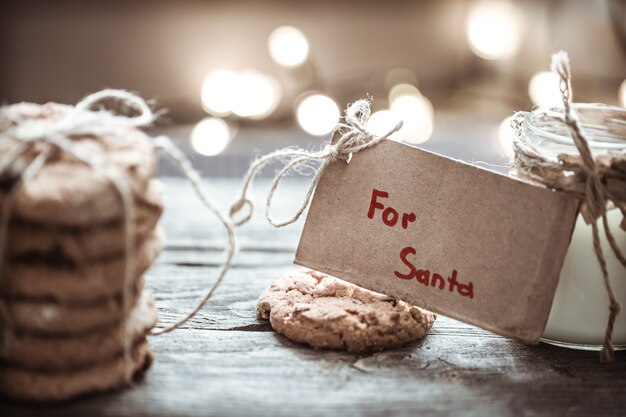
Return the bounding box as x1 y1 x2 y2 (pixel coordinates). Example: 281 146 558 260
415 270 430 285
368 189 415 230
401 212 416 229
394 246 416 280
431 273 445 290
393 246 474 299
382 207 399 226
368 189 388 219
370 189 473 300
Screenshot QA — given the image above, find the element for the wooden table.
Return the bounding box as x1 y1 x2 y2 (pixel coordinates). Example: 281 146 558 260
2 178 625 417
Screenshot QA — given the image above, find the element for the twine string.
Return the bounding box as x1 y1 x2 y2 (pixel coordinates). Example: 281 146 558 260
229 99 402 228
149 136 237 335
548 51 623 362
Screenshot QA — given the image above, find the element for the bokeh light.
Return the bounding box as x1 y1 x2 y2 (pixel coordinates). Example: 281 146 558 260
498 116 515 159
366 110 400 138
201 69 238 116
619 80 626 108
268 26 310 67
388 83 421 105
467 1 520 60
528 71 562 107
389 91 434 144
296 94 339 136
231 70 281 119
201 70 280 119
190 117 234 156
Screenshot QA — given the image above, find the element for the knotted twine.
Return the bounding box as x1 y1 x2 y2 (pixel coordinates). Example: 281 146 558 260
229 100 402 228
0 90 237 382
512 51 626 363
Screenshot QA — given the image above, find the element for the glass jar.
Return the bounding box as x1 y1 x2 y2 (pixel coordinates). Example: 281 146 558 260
515 103 626 350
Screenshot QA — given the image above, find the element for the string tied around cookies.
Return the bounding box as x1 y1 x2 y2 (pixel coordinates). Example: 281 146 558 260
512 51 626 363
229 99 403 228
0 89 237 381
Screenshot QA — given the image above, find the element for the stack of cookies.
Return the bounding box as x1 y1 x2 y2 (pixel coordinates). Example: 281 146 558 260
0 102 164 401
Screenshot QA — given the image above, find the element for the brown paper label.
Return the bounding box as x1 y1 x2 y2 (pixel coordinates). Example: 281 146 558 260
295 140 578 343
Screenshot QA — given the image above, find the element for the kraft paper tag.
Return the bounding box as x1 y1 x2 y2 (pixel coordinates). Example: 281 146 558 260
295 140 578 343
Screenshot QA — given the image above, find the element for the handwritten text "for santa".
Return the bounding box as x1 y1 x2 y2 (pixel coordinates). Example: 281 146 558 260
367 188 474 299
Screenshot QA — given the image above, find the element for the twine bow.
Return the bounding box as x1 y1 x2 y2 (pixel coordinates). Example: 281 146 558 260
0 90 237 381
513 52 626 362
229 99 402 228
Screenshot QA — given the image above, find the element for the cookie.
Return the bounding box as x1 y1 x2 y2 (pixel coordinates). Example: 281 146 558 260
0 102 157 227
6 179 164 264
0 227 164 302
0 338 153 402
3 283 147 335
1 290 157 371
257 270 436 352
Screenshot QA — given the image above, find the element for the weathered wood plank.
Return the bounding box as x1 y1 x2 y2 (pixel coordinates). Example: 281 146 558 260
2 329 624 417
2 178 624 417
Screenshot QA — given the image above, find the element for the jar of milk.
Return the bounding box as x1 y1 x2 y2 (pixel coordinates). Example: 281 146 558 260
514 104 626 351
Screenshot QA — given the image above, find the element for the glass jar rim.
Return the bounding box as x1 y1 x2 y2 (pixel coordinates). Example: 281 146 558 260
523 103 626 152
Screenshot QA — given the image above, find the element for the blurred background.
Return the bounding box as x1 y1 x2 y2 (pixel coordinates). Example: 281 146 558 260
1 0 625 176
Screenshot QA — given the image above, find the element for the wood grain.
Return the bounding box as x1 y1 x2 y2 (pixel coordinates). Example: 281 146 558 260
1 178 624 417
